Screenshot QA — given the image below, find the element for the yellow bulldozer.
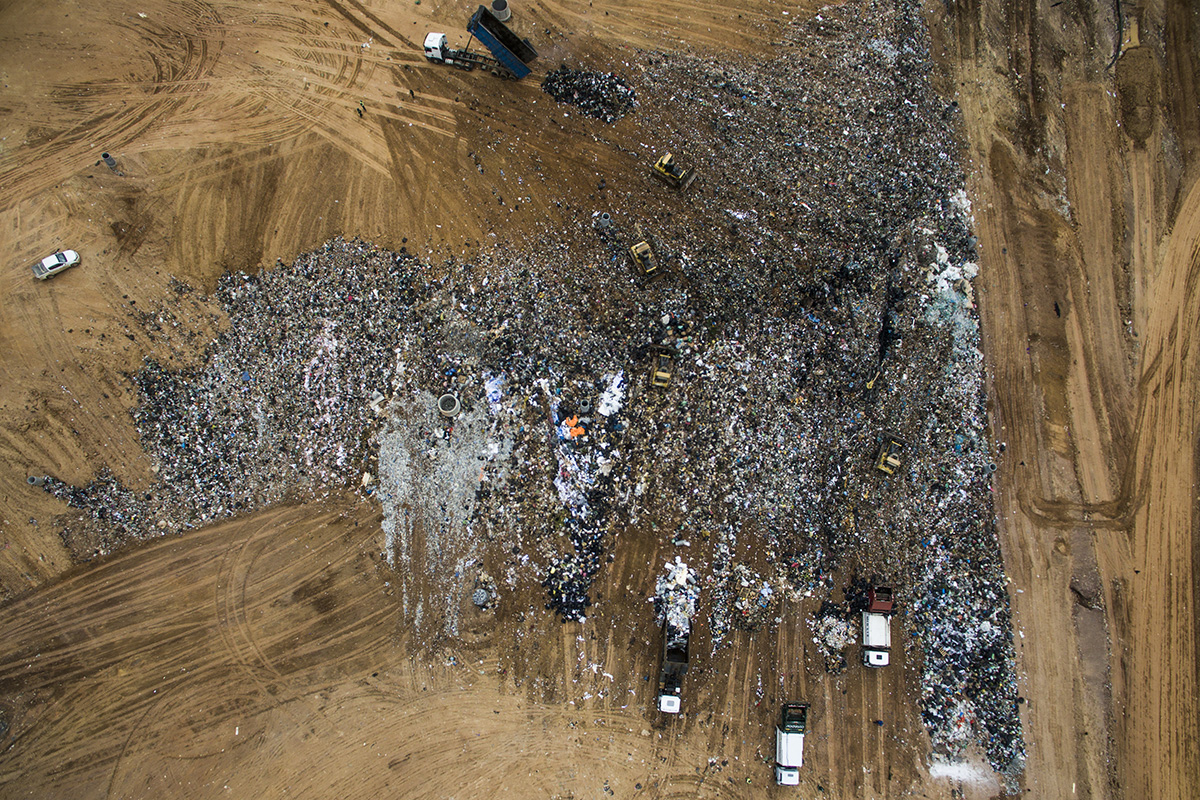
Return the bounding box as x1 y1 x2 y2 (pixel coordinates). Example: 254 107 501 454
629 240 660 277
652 152 697 191
649 345 677 390
873 433 906 475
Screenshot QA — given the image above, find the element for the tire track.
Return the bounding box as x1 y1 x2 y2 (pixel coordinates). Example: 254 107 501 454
214 516 283 684
319 0 399 49
0 3 225 210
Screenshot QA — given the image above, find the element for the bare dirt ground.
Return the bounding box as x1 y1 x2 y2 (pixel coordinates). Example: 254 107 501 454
929 0 1200 797
0 0 1196 798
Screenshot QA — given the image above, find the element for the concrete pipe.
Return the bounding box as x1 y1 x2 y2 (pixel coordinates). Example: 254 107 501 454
579 397 593 414
597 212 612 229
490 0 511 22
438 393 461 418
27 476 46 486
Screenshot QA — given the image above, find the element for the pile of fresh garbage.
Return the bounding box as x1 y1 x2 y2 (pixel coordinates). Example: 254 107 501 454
812 604 857 673
541 65 636 123
653 558 698 635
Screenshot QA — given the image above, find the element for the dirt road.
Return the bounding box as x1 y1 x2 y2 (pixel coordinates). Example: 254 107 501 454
1 0 1197 797
932 0 1200 797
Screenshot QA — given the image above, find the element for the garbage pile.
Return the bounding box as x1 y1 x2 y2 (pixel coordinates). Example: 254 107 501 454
811 603 856 673
122 242 431 532
541 65 636 123
913 546 1020 762
39 468 154 556
631 0 970 307
652 558 698 635
728 564 776 631
541 375 627 621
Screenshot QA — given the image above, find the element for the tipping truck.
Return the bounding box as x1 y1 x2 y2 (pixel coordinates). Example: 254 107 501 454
862 585 894 667
657 621 689 713
774 702 809 785
868 585 894 614
423 6 538 79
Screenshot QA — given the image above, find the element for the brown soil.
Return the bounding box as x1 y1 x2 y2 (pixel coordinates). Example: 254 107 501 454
1 0 1197 798
928 0 1200 797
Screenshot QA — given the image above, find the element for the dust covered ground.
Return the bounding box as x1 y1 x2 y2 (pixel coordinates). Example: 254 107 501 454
0 0 1198 799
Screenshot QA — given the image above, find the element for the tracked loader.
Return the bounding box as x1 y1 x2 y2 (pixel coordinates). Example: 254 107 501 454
873 433 906 475
652 152 697 191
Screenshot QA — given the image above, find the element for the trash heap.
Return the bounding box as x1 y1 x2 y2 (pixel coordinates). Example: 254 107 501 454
899 211 1023 778
703 524 736 643
39 468 153 554
653 558 698 636
728 564 777 631
541 65 636 123
811 604 857 673
542 374 627 621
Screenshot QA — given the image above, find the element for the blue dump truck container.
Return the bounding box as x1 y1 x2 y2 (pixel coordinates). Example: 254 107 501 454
467 5 537 79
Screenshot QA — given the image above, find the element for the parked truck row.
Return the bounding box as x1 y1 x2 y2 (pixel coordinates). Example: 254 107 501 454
651 583 896 786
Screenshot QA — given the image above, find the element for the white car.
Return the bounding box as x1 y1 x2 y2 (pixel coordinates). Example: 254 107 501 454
32 250 80 280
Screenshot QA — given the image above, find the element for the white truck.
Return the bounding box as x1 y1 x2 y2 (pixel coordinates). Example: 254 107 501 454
862 584 894 667
774 702 809 785
862 611 892 666
864 609 892 666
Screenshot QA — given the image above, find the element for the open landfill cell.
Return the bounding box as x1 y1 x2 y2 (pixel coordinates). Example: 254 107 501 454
1 1 1198 799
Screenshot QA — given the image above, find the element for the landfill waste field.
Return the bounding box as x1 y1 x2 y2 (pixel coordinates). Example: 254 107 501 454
2 0 1198 798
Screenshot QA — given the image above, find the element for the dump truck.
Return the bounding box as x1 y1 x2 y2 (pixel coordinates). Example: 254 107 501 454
423 6 538 79
862 609 892 667
652 152 697 191
774 702 809 785
657 621 689 713
873 432 905 474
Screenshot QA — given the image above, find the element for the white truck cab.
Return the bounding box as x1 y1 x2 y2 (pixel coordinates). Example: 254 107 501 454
423 32 450 62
